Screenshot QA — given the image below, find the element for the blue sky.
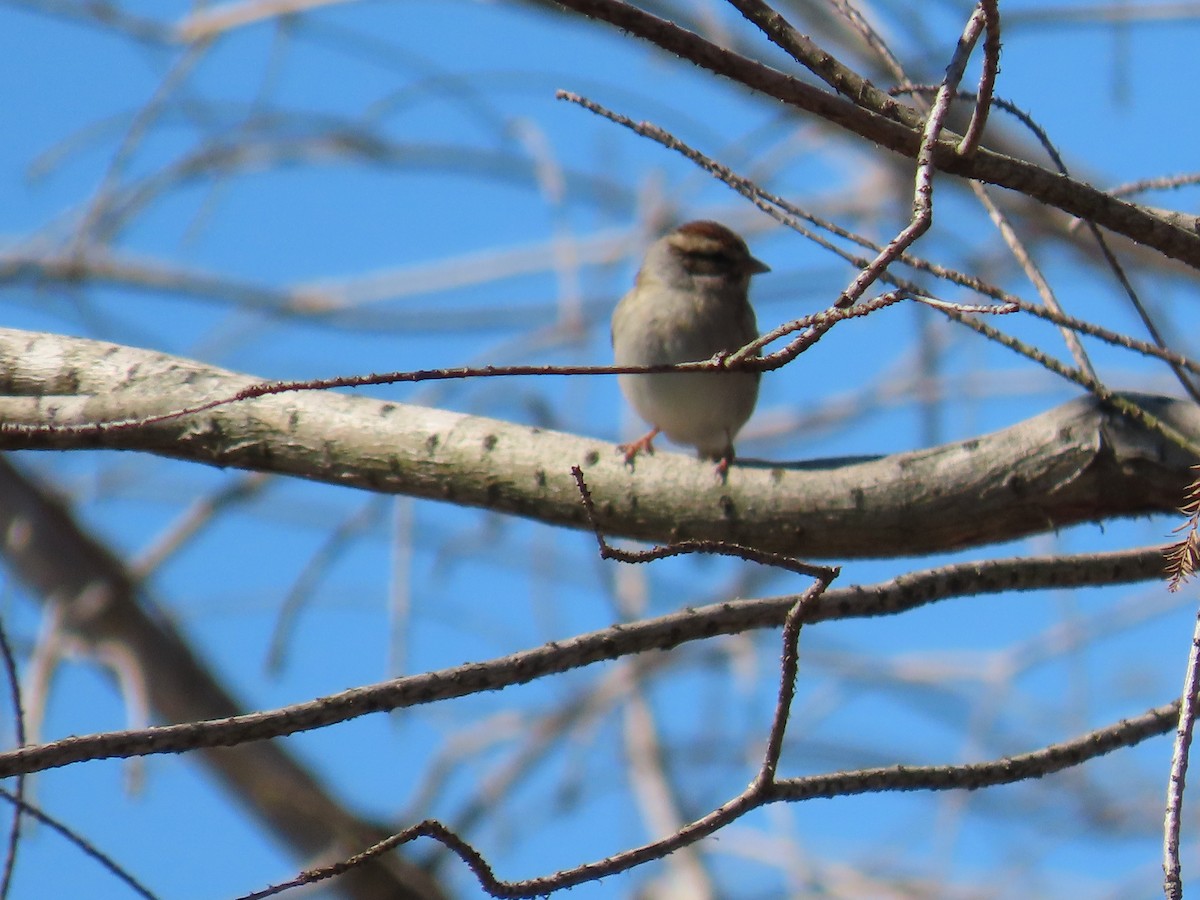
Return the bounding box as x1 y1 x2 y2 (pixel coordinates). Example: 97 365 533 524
4 1 1200 898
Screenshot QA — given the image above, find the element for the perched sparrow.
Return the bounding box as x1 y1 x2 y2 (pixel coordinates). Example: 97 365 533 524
612 220 768 469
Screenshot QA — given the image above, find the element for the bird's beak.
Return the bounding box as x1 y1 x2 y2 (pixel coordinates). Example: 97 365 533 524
748 256 771 275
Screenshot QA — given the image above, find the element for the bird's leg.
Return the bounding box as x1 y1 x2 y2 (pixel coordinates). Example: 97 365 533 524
708 432 736 480
619 427 660 465
714 451 733 480
705 446 734 487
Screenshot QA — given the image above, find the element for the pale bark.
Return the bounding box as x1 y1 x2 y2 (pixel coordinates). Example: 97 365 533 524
0 326 1193 559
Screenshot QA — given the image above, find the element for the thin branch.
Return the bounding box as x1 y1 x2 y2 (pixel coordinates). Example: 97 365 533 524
1110 172 1200 199
622 671 714 896
176 0 354 41
265 496 387 674
72 41 211 251
237 700 1179 898
0 455 445 899
725 0 911 119
770 701 1179 799
574 463 835 788
0 545 1167 779
948 312 1200 458
572 466 838 582
548 0 1200 268
591 70 1191 450
957 0 1001 157
757 587 821 784
0 621 24 900
826 0 906 83
235 481 836 899
1164 596 1200 900
0 787 158 900
898 84 1200 404
558 89 1200 389
969 182 1098 380
827 2 986 311
132 472 271 577
557 91 1192 390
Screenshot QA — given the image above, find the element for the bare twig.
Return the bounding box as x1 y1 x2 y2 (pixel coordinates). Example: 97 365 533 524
237 699 1179 898
247 463 844 898
560 90 1200 388
550 0 1200 268
1110 172 1200 199
266 496 387 673
1164 597 1200 899
725 0 911 119
825 6 980 311
176 0 354 42
948 312 1200 458
0 544 1167 780
957 1 1001 157
898 84 1200 404
572 466 838 581
969 182 1099 379
826 0 906 83
0 787 158 900
0 622 25 900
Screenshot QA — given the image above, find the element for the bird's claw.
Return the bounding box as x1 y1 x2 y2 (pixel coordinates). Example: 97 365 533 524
619 428 660 466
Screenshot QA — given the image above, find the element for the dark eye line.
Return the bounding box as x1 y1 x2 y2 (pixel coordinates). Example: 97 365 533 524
686 249 739 264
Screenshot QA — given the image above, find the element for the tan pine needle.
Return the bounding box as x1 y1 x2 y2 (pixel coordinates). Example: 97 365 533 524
1166 466 1200 591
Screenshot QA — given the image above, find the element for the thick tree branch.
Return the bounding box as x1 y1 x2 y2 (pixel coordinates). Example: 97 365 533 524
0 327 1194 558
546 0 1200 269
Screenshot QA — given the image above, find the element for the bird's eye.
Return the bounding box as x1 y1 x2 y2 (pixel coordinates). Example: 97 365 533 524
687 249 736 265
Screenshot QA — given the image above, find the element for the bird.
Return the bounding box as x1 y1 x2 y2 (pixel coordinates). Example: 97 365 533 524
611 220 768 473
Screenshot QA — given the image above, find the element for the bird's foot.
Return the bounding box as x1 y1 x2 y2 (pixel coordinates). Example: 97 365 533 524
619 428 660 466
